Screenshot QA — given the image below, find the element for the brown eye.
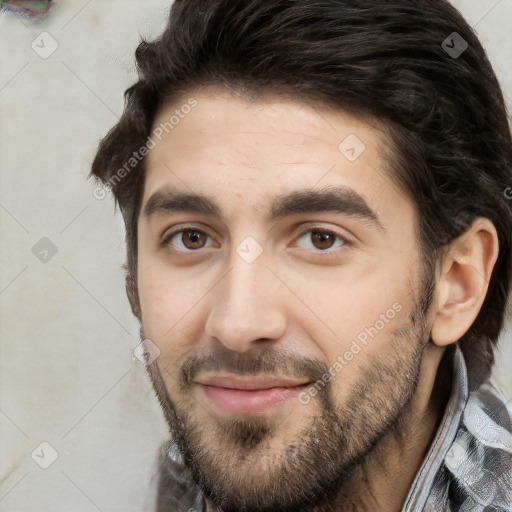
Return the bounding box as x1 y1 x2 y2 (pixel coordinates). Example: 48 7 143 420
162 227 212 252
181 230 207 250
295 228 347 253
311 230 337 250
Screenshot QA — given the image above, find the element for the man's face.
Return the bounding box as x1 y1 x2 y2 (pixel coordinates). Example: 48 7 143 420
136 88 437 511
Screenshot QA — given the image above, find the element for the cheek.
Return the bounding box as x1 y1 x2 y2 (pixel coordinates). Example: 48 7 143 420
306 275 414 388
317 301 411 403
137 264 212 357
138 258 188 321
301 267 410 341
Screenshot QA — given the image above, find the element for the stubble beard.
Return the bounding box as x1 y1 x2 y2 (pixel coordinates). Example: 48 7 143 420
143 263 437 512
144 306 432 512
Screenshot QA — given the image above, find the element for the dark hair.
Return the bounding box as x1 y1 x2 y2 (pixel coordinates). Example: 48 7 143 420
91 0 512 390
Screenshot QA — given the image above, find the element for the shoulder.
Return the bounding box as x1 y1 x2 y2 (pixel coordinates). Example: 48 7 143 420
463 380 512 448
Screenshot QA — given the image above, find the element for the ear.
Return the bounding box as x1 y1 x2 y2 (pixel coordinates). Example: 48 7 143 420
431 218 499 347
124 265 142 320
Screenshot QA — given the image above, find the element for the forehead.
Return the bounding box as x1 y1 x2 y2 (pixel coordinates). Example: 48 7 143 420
142 87 413 229
148 87 383 169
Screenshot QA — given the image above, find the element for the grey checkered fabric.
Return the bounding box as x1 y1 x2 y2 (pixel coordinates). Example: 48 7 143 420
402 345 512 511
155 343 512 512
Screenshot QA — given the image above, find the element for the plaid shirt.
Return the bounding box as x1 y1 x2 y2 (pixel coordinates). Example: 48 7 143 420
155 343 512 512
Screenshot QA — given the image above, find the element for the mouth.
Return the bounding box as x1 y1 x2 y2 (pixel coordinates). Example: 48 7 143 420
194 375 311 415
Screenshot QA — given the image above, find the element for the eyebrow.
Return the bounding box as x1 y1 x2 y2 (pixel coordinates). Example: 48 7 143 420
141 186 385 232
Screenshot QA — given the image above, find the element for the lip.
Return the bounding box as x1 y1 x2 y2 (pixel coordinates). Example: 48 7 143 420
195 375 311 414
196 375 310 390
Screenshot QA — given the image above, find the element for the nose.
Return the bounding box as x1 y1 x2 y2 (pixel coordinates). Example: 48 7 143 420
204 247 288 353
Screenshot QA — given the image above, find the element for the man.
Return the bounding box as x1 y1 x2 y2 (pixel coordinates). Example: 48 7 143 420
90 1 512 510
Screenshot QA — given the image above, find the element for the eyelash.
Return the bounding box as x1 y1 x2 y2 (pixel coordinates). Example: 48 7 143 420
161 225 350 255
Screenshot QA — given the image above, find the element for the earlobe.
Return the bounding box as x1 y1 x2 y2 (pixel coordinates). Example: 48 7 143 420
430 218 499 347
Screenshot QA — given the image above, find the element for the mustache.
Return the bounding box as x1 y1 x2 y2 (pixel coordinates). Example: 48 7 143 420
178 346 329 390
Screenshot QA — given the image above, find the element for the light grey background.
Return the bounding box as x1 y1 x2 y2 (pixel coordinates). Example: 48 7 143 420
1 1 511 511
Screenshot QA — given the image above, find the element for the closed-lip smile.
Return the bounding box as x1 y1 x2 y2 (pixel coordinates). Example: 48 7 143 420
194 374 311 414
195 375 310 390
